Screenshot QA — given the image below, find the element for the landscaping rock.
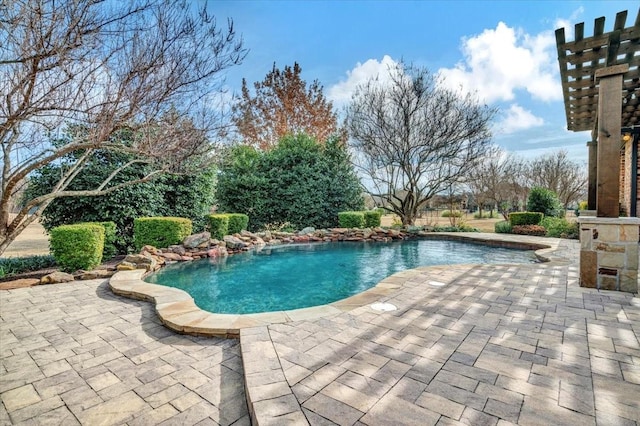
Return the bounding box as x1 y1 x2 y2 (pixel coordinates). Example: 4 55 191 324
117 262 136 271
159 252 183 261
224 235 248 250
79 269 115 280
142 245 159 255
0 278 40 290
40 271 74 284
183 232 211 249
124 254 157 271
299 227 315 235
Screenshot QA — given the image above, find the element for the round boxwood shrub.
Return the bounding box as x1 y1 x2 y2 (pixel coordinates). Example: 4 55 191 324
50 223 105 272
133 217 192 251
81 221 117 260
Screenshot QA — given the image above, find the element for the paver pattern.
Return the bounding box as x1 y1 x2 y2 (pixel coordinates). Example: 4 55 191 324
0 280 249 425
1 236 640 425
242 239 640 425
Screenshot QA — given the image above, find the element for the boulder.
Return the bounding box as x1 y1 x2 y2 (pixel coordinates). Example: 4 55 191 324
363 228 373 239
223 235 248 250
116 262 136 271
240 230 259 239
142 245 159 255
183 232 211 249
266 239 282 246
299 227 315 235
167 245 186 255
40 271 74 284
158 252 183 261
123 254 157 271
253 237 266 246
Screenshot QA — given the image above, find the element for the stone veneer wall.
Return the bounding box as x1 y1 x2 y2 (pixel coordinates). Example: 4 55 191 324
578 217 640 293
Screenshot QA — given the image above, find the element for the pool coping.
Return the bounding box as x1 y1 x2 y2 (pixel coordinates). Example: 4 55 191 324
108 233 563 338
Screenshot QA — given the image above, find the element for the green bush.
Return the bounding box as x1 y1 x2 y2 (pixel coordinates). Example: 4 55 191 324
133 217 192 251
208 214 230 240
364 210 382 228
540 217 579 239
50 224 105 272
81 221 117 259
512 225 546 236
227 213 249 235
0 255 57 279
441 210 463 218
494 221 513 233
216 134 364 231
509 212 544 226
527 187 564 217
338 211 365 228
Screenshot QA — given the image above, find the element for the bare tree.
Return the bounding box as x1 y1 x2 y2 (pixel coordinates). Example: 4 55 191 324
0 0 246 254
232 62 341 150
467 149 528 220
346 62 497 225
528 150 586 208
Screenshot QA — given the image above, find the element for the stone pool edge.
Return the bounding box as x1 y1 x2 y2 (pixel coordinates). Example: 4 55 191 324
108 233 562 338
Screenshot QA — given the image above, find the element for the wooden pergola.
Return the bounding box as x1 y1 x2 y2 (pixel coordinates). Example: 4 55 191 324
555 9 639 217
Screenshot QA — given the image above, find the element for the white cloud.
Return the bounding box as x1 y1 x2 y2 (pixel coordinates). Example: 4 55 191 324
438 22 562 103
495 104 544 134
554 7 585 41
328 55 398 108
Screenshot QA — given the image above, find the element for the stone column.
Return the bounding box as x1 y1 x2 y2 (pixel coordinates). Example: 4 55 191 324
579 217 639 292
595 64 628 217
587 140 597 210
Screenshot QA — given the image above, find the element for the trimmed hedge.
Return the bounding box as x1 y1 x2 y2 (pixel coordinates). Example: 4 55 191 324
81 221 117 259
338 211 365 228
50 223 105 272
133 217 192 251
363 210 382 228
227 213 249 235
509 212 544 226
494 221 513 234
208 214 229 240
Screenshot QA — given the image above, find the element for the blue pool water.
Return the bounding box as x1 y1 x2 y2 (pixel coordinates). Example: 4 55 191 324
145 240 537 314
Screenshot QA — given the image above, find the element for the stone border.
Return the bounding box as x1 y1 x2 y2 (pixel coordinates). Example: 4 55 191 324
108 233 562 338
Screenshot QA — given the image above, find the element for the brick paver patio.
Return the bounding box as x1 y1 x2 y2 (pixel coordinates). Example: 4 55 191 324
0 280 248 425
1 236 639 425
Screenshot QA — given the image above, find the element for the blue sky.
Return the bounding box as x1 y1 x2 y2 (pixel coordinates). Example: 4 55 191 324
210 1 638 163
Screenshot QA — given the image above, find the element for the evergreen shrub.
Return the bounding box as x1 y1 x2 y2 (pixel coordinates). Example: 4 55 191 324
133 217 192 251
511 225 546 236
81 221 117 259
509 212 544 226
50 223 105 272
227 213 249 234
363 210 382 228
208 214 230 240
494 221 513 234
338 211 365 228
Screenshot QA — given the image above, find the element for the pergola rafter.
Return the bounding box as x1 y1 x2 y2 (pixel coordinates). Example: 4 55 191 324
555 9 640 135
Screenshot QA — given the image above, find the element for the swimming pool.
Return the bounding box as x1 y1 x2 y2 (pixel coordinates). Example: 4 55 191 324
145 240 537 314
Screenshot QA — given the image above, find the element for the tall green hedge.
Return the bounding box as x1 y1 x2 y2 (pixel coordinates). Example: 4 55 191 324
208 214 229 240
50 224 105 272
363 210 382 228
133 217 192 251
509 212 544 226
338 211 365 228
227 213 249 234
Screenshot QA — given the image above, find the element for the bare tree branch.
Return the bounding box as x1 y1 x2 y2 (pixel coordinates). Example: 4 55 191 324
346 62 497 225
0 0 246 254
